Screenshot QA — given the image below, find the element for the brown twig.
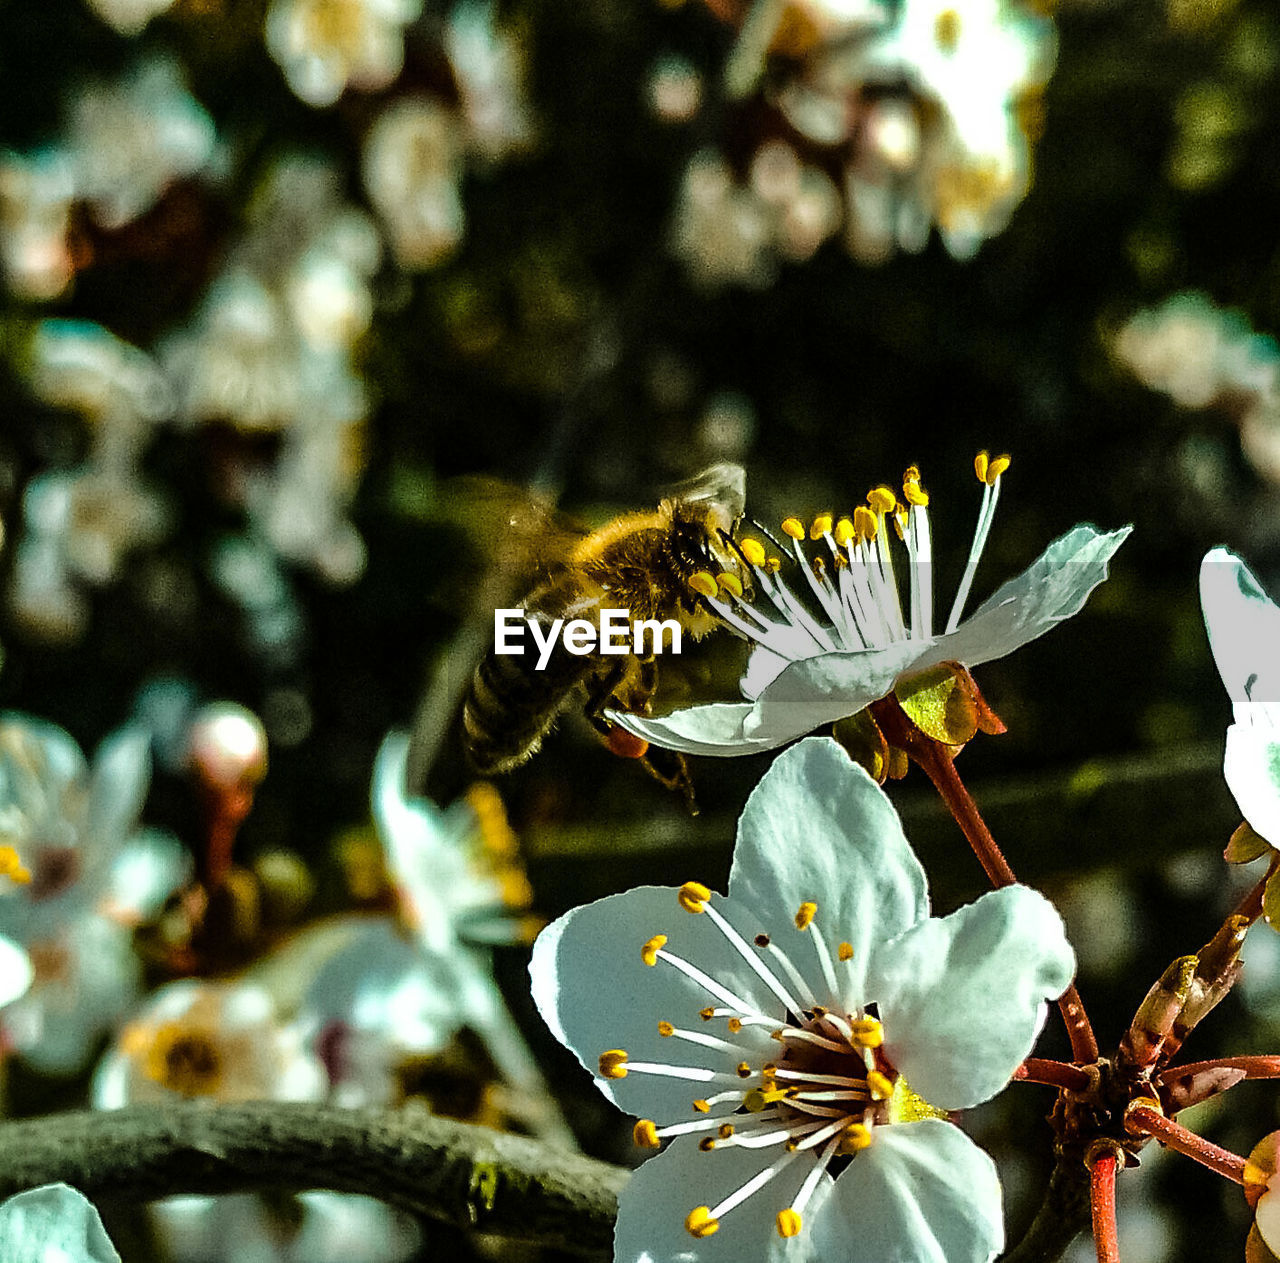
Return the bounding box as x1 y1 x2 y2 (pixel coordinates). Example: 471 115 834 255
0 1103 628 1256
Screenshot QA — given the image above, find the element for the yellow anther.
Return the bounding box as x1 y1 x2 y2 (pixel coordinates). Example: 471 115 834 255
794 901 817 930
764 556 782 573
685 1207 719 1239
837 942 855 961
833 517 855 547
892 507 907 540
934 7 960 52
716 572 743 599
726 1017 742 1033
867 1070 894 1100
688 571 718 598
851 1017 883 1049
867 486 897 515
693 1098 710 1113
744 1086 788 1111
776 1209 803 1239
975 450 1010 485
736 1061 752 1078
658 1020 675 1037
641 934 667 967
739 537 766 567
598 1050 629 1079
699 1007 715 1021
902 464 929 506
634 1119 660 1148
853 505 878 541
781 517 805 541
699 1137 717 1151
0 846 30 885
809 513 833 541
839 1121 873 1154
678 881 711 913
718 1123 735 1139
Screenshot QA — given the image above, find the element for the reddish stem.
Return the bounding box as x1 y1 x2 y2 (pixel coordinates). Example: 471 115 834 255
1089 1149 1121 1263
1234 857 1279 923
1125 1105 1246 1184
200 785 253 892
903 733 1018 889
1016 1058 1094 1093
1160 1056 1280 1083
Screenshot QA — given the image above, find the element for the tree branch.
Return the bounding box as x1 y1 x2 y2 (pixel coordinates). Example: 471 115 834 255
0 1103 628 1256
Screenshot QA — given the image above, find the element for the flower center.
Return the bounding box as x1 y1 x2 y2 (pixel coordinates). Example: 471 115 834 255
142 1021 224 1097
685 452 1009 670
602 883 897 1241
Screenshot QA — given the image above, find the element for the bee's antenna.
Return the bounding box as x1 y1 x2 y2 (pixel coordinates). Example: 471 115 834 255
751 519 790 556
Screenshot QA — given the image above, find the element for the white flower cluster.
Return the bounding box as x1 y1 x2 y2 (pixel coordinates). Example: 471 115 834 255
673 0 1056 282
10 153 380 642
0 57 215 300
163 154 381 586
11 322 174 642
1115 291 1280 489
93 979 423 1262
361 0 536 271
0 714 190 1074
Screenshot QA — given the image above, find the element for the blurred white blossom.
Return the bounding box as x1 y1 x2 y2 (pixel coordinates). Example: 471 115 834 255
84 0 176 35
445 0 536 164
66 58 216 231
0 150 76 300
265 0 425 108
0 713 190 1071
1115 292 1280 488
163 155 379 584
679 0 1055 279
11 321 173 642
362 97 466 270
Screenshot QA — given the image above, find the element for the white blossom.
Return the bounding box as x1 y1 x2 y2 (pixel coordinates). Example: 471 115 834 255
611 457 1129 757
1199 548 1280 847
532 738 1075 1262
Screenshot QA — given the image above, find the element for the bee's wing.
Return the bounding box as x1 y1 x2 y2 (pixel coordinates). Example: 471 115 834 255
666 463 747 531
440 476 591 586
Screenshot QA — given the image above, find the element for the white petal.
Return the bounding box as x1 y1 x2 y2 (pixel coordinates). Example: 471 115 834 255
371 731 437 858
0 1183 122 1262
0 935 33 1007
299 917 464 1056
741 642 923 740
530 886 784 1122
867 886 1075 1111
921 524 1132 673
741 646 793 701
0 712 88 790
614 1135 825 1263
88 724 152 854
1259 1179 1280 1257
9 916 141 1075
1224 723 1280 847
606 704 781 757
1200 548 1280 706
809 1119 1003 1263
728 739 928 1005
103 828 192 922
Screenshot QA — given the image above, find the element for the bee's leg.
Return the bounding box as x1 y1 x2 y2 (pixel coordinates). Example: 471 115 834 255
583 659 632 726
584 658 699 814
637 746 699 816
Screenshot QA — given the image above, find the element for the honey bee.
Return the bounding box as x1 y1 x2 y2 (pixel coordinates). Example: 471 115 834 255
462 464 747 806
